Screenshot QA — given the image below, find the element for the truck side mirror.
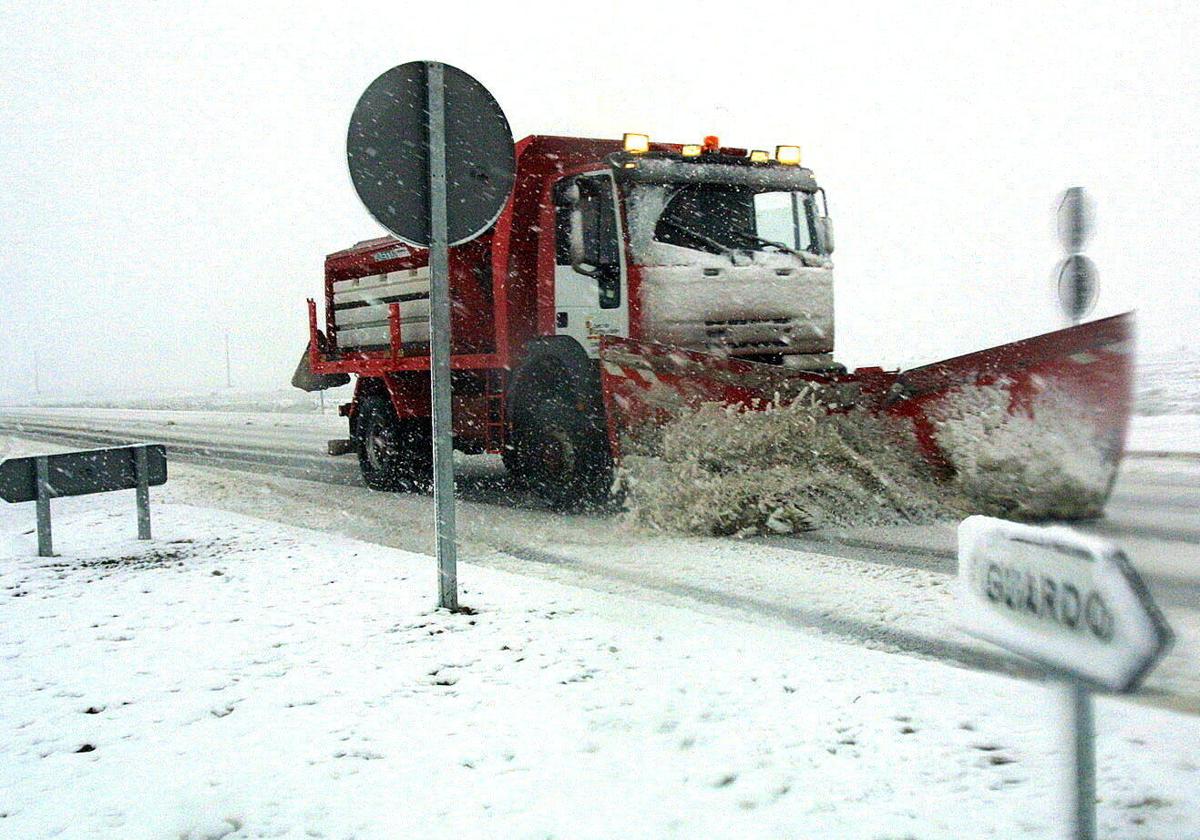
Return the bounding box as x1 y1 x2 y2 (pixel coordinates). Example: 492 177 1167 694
570 207 600 277
817 217 835 255
563 181 600 277
558 180 580 208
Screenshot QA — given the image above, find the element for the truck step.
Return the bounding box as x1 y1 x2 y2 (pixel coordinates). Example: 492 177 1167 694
327 439 355 457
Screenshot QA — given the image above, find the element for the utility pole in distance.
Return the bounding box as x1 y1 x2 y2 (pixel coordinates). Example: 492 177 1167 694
224 331 232 388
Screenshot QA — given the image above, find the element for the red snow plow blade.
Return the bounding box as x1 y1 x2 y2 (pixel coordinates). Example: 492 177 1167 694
599 312 1134 519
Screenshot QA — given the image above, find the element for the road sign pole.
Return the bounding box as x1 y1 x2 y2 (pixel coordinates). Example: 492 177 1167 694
134 445 152 540
426 61 458 611
958 517 1174 840
1065 680 1097 840
347 60 513 610
35 455 52 556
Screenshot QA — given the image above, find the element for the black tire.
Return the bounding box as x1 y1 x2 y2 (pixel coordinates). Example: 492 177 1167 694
355 395 432 491
501 444 530 490
508 391 612 510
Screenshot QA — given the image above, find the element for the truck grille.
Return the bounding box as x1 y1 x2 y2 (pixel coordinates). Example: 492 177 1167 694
703 318 795 351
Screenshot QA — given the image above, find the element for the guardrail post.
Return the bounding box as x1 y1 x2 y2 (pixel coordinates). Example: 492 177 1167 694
134 446 151 540
35 456 53 556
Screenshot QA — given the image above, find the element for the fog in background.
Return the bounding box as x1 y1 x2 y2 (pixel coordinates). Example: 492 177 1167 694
1 0 1196 398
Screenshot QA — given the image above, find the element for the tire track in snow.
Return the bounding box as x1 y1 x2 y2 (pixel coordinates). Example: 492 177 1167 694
761 534 1200 610
483 540 1036 676
4 412 1198 604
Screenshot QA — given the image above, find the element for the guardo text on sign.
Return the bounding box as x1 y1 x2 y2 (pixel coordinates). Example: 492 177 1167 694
957 515 1172 692
983 559 1114 642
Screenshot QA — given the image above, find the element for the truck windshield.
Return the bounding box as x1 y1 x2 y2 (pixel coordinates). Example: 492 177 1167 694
627 183 820 261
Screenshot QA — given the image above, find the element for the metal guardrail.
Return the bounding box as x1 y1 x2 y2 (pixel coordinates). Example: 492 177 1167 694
0 444 167 556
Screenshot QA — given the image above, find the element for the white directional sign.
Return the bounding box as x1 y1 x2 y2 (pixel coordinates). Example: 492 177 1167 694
957 516 1173 692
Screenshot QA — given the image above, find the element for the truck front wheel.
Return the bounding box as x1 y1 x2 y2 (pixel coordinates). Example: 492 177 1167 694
356 395 432 491
509 393 612 510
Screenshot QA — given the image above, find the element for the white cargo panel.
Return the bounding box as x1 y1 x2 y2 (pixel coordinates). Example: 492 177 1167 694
332 268 431 349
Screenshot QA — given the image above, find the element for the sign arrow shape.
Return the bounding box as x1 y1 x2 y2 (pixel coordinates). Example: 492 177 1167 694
957 515 1173 693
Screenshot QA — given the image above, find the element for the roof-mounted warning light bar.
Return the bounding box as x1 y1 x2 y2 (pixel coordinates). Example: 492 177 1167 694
613 134 809 174
775 145 802 165
623 133 650 154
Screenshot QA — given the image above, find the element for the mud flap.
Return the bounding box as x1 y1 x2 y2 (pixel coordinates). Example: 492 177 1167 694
327 439 355 457
291 342 350 392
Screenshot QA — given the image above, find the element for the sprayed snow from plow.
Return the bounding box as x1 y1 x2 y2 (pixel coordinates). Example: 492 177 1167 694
931 384 1119 521
621 399 959 536
621 384 1120 536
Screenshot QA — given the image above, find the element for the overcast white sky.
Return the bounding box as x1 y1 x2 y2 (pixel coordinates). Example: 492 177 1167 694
1 0 1196 397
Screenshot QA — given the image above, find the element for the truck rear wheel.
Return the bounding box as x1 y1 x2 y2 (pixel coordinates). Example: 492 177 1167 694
356 395 432 491
509 392 612 510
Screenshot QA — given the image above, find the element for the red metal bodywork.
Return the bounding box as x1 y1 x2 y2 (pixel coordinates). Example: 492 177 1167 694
309 136 686 375
306 135 678 449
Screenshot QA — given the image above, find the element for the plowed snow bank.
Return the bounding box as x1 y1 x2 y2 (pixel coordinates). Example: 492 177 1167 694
930 386 1118 520
621 385 1119 535
621 400 959 536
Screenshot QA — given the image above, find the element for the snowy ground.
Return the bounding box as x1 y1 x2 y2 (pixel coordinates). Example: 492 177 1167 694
1136 352 1200 418
3 490 1199 839
1 390 1197 836
1127 415 1200 456
1 415 1198 710
1 409 1196 466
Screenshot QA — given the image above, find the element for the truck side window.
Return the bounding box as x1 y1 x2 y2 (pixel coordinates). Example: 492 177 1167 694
555 175 621 309
555 201 572 265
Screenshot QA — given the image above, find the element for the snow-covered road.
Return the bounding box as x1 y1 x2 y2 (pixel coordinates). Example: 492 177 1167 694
4 497 1197 838
2 407 1198 713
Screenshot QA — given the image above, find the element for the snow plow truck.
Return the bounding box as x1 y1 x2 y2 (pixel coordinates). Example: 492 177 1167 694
295 133 1133 513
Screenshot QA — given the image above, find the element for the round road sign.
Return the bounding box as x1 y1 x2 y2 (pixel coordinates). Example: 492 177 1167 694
347 61 515 247
1057 186 1095 254
1057 254 1098 322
